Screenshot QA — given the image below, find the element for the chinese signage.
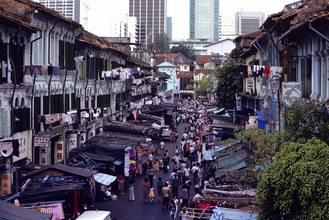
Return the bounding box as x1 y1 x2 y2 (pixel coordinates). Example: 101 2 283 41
34 136 50 148
13 131 29 162
78 132 87 148
0 171 11 196
39 147 50 165
67 133 77 152
54 141 64 163
246 78 254 94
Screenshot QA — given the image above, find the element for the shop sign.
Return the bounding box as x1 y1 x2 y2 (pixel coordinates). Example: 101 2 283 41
50 126 64 137
0 142 13 157
67 133 77 152
78 132 87 148
39 147 50 165
53 141 64 163
282 82 302 107
87 128 95 140
0 171 11 196
246 78 254 94
13 131 29 162
34 137 50 148
33 202 65 220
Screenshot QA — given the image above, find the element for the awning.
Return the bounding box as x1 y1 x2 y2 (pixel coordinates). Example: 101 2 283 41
93 173 117 186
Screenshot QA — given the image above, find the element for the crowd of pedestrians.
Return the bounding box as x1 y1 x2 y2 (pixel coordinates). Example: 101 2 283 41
122 98 212 219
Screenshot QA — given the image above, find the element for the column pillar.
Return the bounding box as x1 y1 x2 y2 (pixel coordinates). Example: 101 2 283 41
110 93 116 121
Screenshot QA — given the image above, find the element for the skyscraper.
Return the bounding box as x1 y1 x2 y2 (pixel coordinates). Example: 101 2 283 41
129 0 167 49
235 11 265 35
33 0 81 23
190 0 219 42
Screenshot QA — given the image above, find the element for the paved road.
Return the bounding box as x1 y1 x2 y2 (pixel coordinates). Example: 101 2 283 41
93 121 189 220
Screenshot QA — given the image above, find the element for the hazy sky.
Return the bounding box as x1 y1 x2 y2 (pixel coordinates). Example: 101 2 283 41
84 0 298 40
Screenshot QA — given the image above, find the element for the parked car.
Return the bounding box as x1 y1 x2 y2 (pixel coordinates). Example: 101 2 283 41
161 125 171 141
76 210 115 220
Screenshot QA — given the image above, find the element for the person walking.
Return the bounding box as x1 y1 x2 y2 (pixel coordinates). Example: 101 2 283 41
169 195 179 220
142 177 150 203
117 174 125 195
157 177 163 203
171 174 180 198
160 141 165 156
128 175 135 201
162 153 169 174
181 184 189 209
162 182 170 211
179 207 189 220
147 166 155 188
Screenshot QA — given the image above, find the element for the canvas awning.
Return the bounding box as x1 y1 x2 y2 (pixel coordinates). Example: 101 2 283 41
93 173 117 186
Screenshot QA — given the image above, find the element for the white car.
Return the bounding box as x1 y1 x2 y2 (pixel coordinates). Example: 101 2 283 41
76 210 115 220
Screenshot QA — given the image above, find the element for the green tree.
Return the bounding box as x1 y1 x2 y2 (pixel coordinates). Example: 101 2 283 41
256 138 329 220
215 46 244 109
148 33 170 54
194 75 215 93
283 99 329 145
170 44 196 60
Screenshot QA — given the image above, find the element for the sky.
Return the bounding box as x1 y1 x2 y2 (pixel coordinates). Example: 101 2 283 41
84 0 298 40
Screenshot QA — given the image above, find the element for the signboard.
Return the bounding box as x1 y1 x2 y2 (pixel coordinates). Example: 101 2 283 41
0 142 13 157
34 137 50 148
0 171 11 196
13 131 29 162
39 147 50 165
87 128 95 140
282 82 302 107
33 202 65 220
246 78 254 94
54 141 64 163
78 132 87 148
67 133 78 152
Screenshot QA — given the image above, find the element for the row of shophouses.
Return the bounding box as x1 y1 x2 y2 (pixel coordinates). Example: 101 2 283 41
234 0 329 130
0 0 160 196
1 0 329 198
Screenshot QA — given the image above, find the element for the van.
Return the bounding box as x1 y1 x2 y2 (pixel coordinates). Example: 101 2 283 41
76 210 115 220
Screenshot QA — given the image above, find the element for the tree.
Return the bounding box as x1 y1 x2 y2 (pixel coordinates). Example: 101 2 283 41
170 44 196 60
256 138 329 220
194 75 215 94
215 46 244 109
148 33 170 54
283 99 329 145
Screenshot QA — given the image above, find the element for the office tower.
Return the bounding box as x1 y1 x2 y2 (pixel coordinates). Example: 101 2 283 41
129 0 167 49
235 11 265 35
190 0 219 42
219 15 236 40
33 0 81 23
167 17 172 41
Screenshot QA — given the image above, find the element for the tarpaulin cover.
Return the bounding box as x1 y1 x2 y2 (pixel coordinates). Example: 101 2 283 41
0 200 53 220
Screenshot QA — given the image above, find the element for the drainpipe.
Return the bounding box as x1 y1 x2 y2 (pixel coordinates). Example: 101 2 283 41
30 32 43 133
47 19 58 114
62 25 72 113
9 27 20 136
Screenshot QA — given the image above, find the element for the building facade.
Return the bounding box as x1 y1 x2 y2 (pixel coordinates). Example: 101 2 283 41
33 0 81 22
129 0 167 49
189 0 219 42
235 11 265 35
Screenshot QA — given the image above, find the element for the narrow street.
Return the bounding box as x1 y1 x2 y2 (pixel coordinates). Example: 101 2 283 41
93 119 190 220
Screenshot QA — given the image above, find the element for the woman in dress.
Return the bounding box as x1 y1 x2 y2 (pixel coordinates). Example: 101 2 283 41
169 195 179 220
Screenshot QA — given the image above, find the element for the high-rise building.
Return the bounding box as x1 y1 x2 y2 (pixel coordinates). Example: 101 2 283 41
189 0 219 42
129 0 167 49
167 17 172 41
33 0 81 23
235 11 265 35
219 15 236 40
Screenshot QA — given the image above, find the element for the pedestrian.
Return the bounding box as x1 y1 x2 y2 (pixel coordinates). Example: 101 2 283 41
128 175 135 201
147 166 154 188
142 177 150 203
169 195 179 220
174 132 179 142
162 153 169 174
160 141 165 156
170 131 175 142
117 174 125 195
181 184 189 209
179 207 189 220
157 177 163 203
171 174 180 198
149 187 155 203
162 182 170 211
